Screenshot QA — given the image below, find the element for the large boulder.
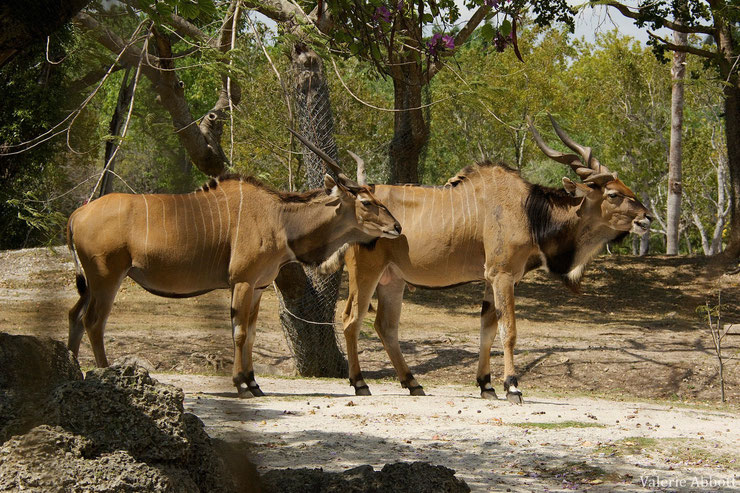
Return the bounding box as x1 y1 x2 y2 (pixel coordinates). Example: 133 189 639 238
0 333 250 492
261 462 471 493
0 425 199 493
0 333 82 443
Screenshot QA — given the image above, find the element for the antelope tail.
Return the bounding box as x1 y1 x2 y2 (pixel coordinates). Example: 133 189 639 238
67 217 87 296
316 243 350 275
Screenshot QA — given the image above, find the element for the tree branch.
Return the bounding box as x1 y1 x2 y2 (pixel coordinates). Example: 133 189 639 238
604 1 715 35
425 4 491 83
648 31 718 59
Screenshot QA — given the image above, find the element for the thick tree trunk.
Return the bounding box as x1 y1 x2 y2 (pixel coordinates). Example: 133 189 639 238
666 30 687 255
723 80 740 257
388 51 428 184
273 42 347 378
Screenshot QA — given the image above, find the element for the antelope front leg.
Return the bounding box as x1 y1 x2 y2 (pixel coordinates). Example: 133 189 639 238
491 272 523 404
476 283 498 400
230 282 261 398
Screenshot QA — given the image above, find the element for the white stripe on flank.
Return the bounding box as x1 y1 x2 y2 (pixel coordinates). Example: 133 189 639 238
402 185 407 227
142 195 150 264
205 192 218 270
471 170 480 236
195 198 208 270
187 196 199 286
173 195 179 244
234 182 244 253
159 196 167 246
446 187 455 273
420 190 427 234
430 190 436 232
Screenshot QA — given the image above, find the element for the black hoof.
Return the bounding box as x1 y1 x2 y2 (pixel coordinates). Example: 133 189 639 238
249 386 265 397
506 391 523 405
409 387 425 396
481 389 498 400
236 388 254 399
355 386 372 396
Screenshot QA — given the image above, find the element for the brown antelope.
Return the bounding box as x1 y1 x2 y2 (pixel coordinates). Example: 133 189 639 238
340 115 651 403
67 145 401 398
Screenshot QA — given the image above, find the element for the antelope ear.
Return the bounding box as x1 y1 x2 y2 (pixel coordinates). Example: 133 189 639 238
324 174 339 195
562 177 591 198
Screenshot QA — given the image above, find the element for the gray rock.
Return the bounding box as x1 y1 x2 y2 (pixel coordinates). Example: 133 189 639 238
0 333 82 443
261 462 470 493
46 365 190 462
0 425 199 493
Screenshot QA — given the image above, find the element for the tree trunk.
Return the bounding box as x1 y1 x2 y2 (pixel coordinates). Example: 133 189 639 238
99 67 134 197
666 30 687 255
388 51 428 184
723 79 740 257
273 42 347 378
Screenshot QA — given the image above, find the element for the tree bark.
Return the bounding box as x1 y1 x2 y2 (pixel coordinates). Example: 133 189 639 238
388 50 428 184
666 30 687 255
99 67 135 197
74 3 242 177
722 77 740 257
273 41 347 378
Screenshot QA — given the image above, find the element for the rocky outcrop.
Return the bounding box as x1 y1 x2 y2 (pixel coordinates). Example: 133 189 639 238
261 462 471 493
0 333 83 443
0 333 248 493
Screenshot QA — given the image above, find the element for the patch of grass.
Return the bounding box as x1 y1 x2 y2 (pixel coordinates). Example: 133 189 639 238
598 437 658 456
509 420 605 429
534 460 626 485
598 437 739 469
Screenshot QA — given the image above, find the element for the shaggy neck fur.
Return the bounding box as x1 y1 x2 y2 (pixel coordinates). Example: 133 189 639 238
525 185 620 292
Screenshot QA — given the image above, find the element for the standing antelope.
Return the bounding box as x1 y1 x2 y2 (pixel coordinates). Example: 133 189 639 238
67 148 401 398
340 116 651 403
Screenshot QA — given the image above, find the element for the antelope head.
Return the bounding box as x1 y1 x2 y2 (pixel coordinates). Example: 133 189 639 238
527 115 652 236
290 128 402 239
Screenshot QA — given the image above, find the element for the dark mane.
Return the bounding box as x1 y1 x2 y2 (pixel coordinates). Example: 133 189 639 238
524 184 578 245
198 173 323 203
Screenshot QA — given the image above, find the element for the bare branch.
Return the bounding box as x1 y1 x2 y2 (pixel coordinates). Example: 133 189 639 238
648 31 718 59
604 1 715 35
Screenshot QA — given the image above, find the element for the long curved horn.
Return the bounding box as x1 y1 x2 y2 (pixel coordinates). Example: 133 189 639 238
526 116 582 167
548 114 611 175
287 127 342 176
346 150 367 186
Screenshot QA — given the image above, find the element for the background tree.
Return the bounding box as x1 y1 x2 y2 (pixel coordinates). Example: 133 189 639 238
326 0 575 183
601 0 740 257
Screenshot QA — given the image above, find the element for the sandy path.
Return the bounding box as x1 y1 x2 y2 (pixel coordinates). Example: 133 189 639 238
157 374 740 492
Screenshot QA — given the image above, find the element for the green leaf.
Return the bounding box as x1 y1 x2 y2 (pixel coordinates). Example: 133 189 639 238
480 23 495 41
179 2 200 20
422 13 434 23
500 19 512 37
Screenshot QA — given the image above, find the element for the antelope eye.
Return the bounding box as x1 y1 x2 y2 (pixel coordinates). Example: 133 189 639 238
360 199 372 206
606 191 620 199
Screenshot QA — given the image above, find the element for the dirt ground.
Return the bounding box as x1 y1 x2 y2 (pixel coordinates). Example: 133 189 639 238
1 247 739 491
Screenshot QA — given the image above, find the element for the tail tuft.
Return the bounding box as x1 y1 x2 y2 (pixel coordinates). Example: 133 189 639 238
76 274 87 296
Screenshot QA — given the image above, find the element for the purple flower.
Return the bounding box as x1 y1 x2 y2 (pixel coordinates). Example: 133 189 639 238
427 33 454 57
374 6 392 23
485 0 500 7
